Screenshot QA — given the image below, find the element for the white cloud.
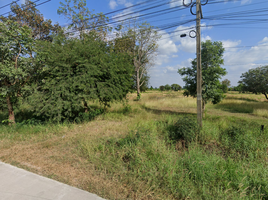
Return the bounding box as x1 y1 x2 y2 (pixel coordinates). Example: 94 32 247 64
155 30 178 65
109 0 118 9
169 0 192 7
171 24 211 53
163 66 178 74
112 2 136 21
222 39 241 52
241 0 251 5
221 37 268 86
259 37 268 43
224 38 268 67
222 40 241 48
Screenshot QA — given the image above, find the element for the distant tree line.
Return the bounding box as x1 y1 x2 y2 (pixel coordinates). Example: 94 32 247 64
158 84 182 91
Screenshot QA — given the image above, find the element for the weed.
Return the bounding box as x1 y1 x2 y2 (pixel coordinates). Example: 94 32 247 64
168 116 199 145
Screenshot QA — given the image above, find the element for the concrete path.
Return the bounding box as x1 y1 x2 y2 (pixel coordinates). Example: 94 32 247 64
0 161 105 200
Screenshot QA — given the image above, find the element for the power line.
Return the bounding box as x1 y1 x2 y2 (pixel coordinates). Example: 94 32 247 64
0 0 19 10
0 0 42 16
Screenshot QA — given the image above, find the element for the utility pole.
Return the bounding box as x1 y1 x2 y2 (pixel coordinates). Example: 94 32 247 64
196 0 202 127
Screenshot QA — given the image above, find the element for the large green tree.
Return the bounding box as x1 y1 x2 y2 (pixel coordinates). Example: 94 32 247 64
239 65 268 100
178 40 227 111
0 20 36 124
28 32 133 122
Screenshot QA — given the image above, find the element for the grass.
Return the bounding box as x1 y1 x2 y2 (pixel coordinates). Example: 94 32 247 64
0 91 268 199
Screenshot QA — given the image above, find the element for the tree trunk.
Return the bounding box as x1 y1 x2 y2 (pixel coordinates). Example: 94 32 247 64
136 69 140 99
6 96 15 124
202 100 206 113
263 93 268 100
83 99 88 113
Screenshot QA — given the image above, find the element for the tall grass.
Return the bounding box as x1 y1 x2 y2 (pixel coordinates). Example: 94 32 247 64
79 113 268 199
1 91 268 199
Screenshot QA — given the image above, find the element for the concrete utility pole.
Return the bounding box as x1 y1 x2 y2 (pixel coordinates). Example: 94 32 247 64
196 0 202 127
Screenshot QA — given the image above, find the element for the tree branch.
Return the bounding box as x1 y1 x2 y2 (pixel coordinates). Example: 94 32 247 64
15 41 22 69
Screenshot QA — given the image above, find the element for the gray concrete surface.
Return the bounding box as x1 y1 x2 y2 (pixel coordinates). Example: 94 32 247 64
0 161 105 200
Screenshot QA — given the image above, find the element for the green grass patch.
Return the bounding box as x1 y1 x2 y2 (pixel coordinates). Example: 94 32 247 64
79 117 268 199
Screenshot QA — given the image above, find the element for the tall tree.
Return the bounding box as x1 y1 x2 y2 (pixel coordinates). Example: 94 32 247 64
0 20 36 124
57 0 109 39
28 32 133 122
116 22 160 99
178 40 227 111
133 66 150 93
239 65 268 100
0 0 61 41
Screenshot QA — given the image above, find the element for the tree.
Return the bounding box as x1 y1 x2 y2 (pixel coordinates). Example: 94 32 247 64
57 0 109 39
178 40 227 111
159 86 165 91
221 79 230 93
0 20 36 124
221 84 228 93
222 79 231 88
164 84 171 91
0 0 61 41
116 22 160 99
136 71 150 92
171 84 182 91
239 65 268 100
28 32 133 122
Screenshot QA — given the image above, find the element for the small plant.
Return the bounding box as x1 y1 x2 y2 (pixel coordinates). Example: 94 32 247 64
137 93 141 101
75 109 104 123
169 116 199 144
1 119 13 125
122 104 132 114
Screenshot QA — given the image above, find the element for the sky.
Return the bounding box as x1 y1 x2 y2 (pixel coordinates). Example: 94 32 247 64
1 0 268 88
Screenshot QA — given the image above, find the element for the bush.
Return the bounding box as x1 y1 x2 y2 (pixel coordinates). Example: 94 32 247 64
75 109 104 123
169 117 199 144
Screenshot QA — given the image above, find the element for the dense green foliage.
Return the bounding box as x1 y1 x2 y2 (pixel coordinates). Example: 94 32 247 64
0 20 36 123
171 83 182 91
178 40 227 109
159 84 181 91
239 65 268 100
28 33 133 122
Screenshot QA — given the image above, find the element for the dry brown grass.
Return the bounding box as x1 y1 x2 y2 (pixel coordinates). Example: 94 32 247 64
0 90 268 199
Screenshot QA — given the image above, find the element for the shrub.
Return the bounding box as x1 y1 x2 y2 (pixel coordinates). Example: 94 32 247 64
169 117 199 144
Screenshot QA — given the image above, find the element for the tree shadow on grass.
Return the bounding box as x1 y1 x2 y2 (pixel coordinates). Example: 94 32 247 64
214 101 268 114
140 104 196 116
225 96 259 102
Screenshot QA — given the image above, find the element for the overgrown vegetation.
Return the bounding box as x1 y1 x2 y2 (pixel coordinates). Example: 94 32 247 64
0 91 268 200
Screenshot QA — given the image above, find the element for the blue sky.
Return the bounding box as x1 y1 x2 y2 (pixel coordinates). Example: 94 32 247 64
1 0 268 87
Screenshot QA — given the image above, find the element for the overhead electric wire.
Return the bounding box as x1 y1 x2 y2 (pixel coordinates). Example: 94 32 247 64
205 0 267 14
62 0 187 29
0 0 42 16
63 0 267 43
70 0 239 31
0 0 19 10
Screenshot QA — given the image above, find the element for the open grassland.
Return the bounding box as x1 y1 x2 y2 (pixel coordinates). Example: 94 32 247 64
0 91 268 199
